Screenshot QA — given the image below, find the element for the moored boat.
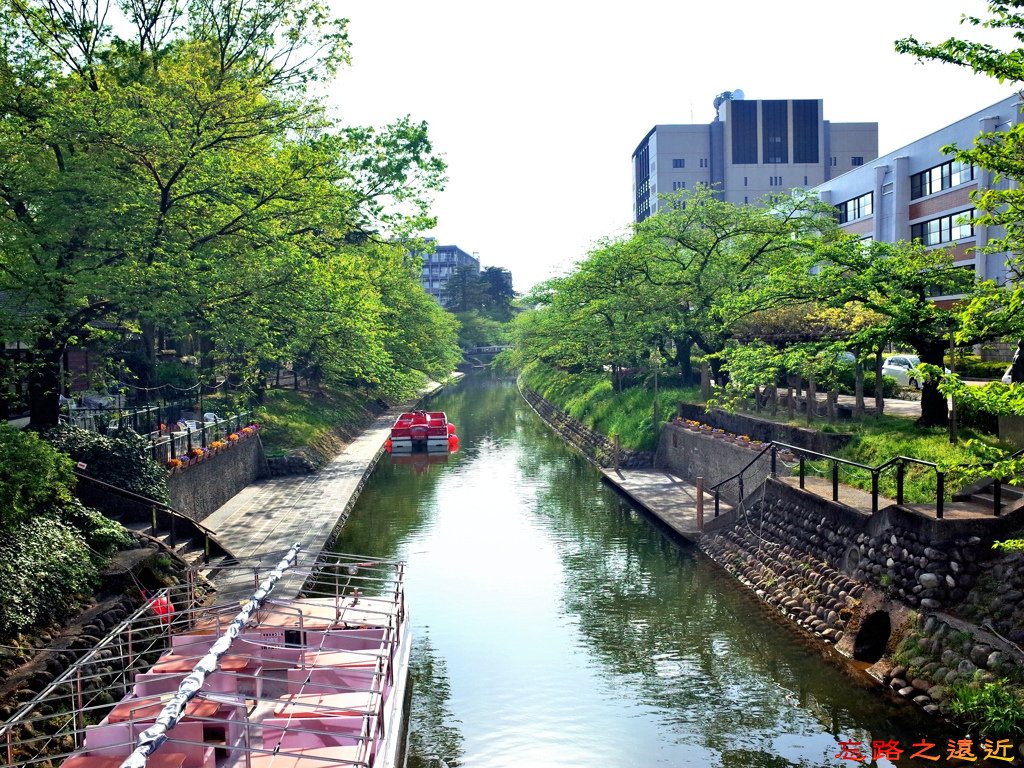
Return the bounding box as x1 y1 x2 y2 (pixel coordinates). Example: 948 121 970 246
386 410 458 453
24 549 411 768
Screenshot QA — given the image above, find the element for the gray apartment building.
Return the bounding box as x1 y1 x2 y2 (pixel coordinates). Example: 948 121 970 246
812 94 1022 303
632 91 878 221
417 240 480 305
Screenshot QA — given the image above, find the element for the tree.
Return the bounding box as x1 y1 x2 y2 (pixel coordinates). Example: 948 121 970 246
0 0 448 427
896 4 1024 357
480 266 516 321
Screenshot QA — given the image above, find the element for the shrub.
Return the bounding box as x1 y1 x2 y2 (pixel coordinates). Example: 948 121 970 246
0 424 76 529
46 424 169 503
58 498 133 560
0 515 98 639
950 680 1024 739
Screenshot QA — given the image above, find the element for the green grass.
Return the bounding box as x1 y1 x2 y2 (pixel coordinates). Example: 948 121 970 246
950 679 1024 739
522 362 699 452
257 389 380 457
522 362 1004 501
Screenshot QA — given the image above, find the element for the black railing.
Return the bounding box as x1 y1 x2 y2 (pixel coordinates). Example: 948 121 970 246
73 471 234 564
705 443 774 518
149 411 254 464
771 441 946 518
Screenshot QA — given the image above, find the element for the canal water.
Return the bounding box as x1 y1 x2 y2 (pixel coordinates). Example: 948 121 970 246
334 376 946 768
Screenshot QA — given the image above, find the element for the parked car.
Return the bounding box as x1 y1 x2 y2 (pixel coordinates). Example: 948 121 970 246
880 354 950 389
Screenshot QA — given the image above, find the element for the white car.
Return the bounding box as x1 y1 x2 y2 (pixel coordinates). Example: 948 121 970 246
1003 365 1014 385
881 354 949 389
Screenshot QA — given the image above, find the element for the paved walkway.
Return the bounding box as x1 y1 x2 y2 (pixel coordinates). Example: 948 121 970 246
600 468 734 543
202 381 452 601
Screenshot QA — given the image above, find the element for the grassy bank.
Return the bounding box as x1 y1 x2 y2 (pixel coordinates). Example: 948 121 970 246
257 388 386 461
522 362 1002 502
521 362 699 452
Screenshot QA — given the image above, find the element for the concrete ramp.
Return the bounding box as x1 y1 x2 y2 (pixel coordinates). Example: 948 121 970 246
600 468 733 543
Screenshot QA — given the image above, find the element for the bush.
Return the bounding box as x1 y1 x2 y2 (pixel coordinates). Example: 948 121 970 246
0 515 98 639
950 680 1024 739
59 498 133 560
0 425 76 529
949 355 1009 379
46 424 169 503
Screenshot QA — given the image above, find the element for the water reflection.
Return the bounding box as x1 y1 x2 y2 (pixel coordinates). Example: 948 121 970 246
335 375 947 767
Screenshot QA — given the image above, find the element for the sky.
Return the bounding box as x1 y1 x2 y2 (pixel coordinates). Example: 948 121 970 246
327 0 1019 293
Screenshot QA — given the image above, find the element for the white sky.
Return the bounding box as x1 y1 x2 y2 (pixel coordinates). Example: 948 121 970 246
327 0 1018 293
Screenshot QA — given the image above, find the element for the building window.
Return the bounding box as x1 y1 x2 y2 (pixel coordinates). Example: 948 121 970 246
744 196 748 204
743 176 748 187
699 158 708 168
672 158 684 168
804 176 808 185
852 157 864 166
910 159 975 200
672 181 686 190
836 192 873 224
793 99 819 163
830 157 837 167
731 100 758 164
910 209 976 246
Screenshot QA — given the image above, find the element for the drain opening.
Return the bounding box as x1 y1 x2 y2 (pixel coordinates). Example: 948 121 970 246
853 610 891 663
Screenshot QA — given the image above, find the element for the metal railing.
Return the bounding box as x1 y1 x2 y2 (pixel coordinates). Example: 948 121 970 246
149 411 254 464
73 471 235 563
696 439 954 520
770 441 946 518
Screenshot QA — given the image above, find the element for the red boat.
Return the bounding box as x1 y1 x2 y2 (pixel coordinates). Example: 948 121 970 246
386 410 458 453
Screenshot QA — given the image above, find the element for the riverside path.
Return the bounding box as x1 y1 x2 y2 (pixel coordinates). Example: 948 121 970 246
201 380 452 600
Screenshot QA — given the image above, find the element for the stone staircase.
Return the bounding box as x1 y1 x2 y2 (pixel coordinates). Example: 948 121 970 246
955 478 1024 516
74 472 238 580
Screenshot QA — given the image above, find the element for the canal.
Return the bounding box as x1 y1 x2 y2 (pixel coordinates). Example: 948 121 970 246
334 375 943 767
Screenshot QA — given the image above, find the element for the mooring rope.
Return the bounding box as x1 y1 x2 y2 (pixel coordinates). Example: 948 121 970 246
118 542 302 768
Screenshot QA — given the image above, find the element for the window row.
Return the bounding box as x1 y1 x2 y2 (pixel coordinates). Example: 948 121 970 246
837 192 873 224
910 209 975 246
910 159 975 200
671 158 709 168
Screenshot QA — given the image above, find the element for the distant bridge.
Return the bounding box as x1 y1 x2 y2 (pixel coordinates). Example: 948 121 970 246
463 345 511 357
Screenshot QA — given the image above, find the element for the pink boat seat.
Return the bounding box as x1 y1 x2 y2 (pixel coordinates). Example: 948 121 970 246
84 721 214 768
259 716 367 750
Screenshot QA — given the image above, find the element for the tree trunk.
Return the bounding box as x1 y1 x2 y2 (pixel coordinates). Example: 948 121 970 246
27 336 64 430
854 360 865 417
753 384 762 412
787 386 794 420
916 341 949 427
874 349 885 416
806 377 816 426
139 321 159 390
700 360 712 401
674 338 694 385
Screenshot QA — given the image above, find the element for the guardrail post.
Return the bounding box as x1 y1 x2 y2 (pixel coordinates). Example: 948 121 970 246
896 461 905 505
204 533 210 564
169 510 176 549
871 471 879 515
936 472 945 519
714 490 720 518
770 446 777 477
738 475 745 503
832 461 840 501
151 505 158 536
696 477 704 532
994 480 1002 517
799 456 806 489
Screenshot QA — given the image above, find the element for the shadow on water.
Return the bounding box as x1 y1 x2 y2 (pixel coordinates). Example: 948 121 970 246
336 374 949 767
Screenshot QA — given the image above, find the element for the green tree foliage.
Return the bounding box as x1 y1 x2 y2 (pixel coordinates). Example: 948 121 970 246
896 3 1024 347
0 515 98 638
0 0 454 427
45 424 170 502
0 424 75 528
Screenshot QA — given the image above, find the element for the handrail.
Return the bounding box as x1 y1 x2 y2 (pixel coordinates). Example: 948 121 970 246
705 443 774 518
769 441 947 518
72 470 235 563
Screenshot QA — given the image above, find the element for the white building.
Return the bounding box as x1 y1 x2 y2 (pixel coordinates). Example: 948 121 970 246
632 92 878 220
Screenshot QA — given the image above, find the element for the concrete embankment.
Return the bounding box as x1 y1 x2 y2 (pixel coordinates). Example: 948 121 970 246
525 391 1024 733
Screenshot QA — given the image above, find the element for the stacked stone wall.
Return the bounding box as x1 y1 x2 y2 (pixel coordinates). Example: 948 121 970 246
519 386 653 468
168 436 265 521
673 403 852 454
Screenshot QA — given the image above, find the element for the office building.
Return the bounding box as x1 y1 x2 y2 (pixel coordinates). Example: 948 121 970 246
812 94 1022 302
632 91 878 221
417 241 480 305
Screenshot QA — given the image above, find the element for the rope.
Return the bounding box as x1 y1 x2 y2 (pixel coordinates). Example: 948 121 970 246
118 543 302 768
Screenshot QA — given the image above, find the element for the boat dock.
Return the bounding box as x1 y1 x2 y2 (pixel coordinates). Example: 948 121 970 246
203 380 453 601
600 468 734 543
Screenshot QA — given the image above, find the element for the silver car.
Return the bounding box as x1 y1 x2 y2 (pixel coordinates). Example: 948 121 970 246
881 354 949 389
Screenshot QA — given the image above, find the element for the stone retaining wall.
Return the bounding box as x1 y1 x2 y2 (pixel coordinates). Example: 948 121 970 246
674 403 852 454
656 423 781 505
168 436 266 521
520 386 654 468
